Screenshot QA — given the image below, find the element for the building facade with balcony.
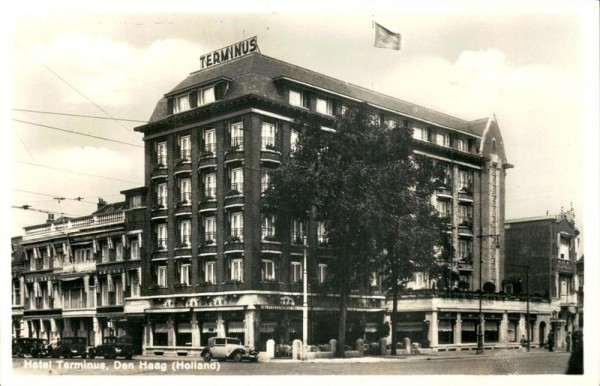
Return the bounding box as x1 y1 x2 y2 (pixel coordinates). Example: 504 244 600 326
13 189 147 352
128 50 525 355
504 208 580 348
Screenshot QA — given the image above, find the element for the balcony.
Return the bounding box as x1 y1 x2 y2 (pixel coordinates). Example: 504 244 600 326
260 139 282 164
174 161 192 175
62 261 96 273
23 212 125 239
151 165 168 180
174 201 192 216
151 205 168 219
457 260 474 272
224 143 244 163
436 186 453 200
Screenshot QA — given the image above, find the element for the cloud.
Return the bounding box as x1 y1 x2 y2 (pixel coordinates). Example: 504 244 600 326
14 32 204 108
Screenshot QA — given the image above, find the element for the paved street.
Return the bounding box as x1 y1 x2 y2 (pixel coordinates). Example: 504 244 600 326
11 350 572 376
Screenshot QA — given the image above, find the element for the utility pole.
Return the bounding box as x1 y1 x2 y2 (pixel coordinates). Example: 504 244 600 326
526 265 531 352
302 233 308 360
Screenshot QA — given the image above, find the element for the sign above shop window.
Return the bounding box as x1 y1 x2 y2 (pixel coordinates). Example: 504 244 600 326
199 37 259 70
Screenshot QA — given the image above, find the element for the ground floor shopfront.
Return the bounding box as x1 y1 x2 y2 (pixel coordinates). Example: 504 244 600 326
12 293 577 356
126 292 387 357
388 295 572 351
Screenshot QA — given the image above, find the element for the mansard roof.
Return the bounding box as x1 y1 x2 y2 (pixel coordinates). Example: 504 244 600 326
143 52 490 136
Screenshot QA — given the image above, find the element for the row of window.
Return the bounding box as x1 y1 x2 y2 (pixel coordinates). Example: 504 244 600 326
154 167 276 207
26 241 141 271
438 165 475 192
413 126 475 153
154 123 299 167
23 283 141 310
153 259 327 287
436 201 474 226
154 218 327 248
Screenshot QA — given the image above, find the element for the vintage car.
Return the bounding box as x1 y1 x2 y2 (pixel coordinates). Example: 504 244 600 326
201 337 258 362
12 338 49 358
94 336 134 359
48 337 96 359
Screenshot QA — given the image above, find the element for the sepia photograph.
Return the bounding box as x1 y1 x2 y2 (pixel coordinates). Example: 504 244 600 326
1 1 598 385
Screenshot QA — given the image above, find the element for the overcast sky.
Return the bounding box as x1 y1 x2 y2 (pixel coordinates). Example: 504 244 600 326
2 1 598 251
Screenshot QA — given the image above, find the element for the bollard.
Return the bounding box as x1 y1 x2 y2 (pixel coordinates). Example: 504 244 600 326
403 337 411 355
292 339 302 360
329 339 337 355
266 339 275 359
356 338 364 356
379 338 388 355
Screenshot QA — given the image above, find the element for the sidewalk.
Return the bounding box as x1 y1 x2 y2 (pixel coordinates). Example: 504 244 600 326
133 347 569 363
268 346 569 364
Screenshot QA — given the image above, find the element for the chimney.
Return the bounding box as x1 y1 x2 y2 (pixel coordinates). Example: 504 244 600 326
97 198 107 210
46 213 55 224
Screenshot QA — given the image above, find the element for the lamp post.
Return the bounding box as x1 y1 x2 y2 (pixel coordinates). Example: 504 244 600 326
302 233 308 360
476 228 501 355
525 265 530 352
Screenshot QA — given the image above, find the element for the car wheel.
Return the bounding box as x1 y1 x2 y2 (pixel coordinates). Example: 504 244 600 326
233 352 243 362
203 352 212 362
89 352 96 359
125 354 133 360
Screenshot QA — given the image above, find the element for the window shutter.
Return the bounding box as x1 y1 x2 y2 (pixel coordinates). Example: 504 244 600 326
189 90 198 108
167 97 174 115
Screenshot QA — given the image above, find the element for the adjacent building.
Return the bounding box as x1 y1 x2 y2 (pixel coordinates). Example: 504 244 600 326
13 189 146 353
504 207 581 347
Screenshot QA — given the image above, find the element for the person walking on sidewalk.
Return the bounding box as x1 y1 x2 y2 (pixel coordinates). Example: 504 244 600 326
547 331 554 352
565 332 571 352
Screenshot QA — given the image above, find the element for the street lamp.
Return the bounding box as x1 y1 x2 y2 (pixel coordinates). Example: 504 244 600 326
476 229 501 355
302 233 308 360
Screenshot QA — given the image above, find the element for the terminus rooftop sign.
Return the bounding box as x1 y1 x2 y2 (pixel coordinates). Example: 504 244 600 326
199 37 259 70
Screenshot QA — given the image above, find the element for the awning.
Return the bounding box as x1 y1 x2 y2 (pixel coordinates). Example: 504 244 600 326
202 322 217 333
365 322 378 333
485 322 498 331
154 323 169 333
227 321 245 333
396 321 425 332
177 323 192 333
192 306 244 312
260 322 277 333
438 320 453 332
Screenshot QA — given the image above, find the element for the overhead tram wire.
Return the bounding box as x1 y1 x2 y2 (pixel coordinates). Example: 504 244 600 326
13 189 97 205
12 205 74 217
12 109 147 123
15 160 142 185
13 119 143 148
15 42 134 133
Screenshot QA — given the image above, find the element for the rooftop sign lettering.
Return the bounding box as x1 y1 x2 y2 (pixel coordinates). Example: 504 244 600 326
199 37 259 70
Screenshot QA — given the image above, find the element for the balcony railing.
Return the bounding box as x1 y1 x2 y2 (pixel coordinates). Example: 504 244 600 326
24 212 125 236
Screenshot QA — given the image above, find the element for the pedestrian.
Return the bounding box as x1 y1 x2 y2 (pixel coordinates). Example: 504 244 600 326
547 331 554 352
520 335 527 347
566 331 571 352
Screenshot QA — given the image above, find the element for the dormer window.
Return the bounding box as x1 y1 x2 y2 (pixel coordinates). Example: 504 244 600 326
289 89 309 108
171 85 218 115
174 94 190 114
412 127 427 141
198 86 215 106
435 131 451 147
316 96 333 116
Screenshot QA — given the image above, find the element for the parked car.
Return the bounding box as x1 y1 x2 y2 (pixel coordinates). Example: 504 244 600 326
12 338 49 358
201 337 258 362
94 336 134 359
48 337 96 359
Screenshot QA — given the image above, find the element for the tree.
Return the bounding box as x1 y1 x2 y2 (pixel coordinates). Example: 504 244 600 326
264 104 445 357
